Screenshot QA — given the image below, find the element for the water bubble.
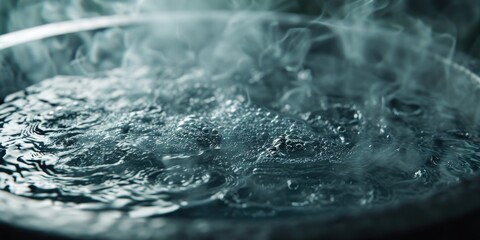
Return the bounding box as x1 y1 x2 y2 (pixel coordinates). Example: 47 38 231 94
202 127 210 134
176 115 221 149
388 98 423 117
285 136 306 153
0 36 479 220
287 180 300 191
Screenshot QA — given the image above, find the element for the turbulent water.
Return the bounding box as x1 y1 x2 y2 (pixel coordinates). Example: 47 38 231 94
1 58 480 219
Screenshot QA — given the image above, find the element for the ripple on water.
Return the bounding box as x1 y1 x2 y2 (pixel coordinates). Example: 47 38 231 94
0 67 480 219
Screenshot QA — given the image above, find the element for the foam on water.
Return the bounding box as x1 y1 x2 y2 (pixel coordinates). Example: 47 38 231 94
1 56 480 218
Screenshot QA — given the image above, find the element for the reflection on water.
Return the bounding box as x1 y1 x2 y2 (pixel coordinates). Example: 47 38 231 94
1 60 479 218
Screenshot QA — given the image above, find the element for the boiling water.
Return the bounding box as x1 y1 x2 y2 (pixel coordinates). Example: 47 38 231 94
1 57 479 219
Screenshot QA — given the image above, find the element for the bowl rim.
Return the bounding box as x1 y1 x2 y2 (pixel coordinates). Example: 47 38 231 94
0 11 309 50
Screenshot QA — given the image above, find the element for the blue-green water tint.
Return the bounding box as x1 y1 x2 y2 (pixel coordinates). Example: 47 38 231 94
1 61 479 219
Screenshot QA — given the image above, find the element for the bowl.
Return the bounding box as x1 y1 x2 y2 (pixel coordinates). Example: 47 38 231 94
1 11 480 240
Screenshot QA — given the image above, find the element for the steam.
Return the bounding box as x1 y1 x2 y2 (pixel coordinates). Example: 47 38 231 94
1 0 479 143
1 0 478 75
2 0 480 169
1 0 480 226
